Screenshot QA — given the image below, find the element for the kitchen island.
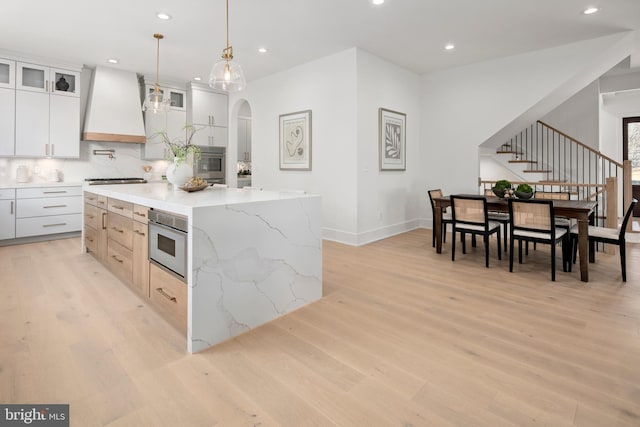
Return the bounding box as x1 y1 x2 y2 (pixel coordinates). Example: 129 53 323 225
82 183 322 353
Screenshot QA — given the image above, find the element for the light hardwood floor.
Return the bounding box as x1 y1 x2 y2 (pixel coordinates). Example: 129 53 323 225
1 231 639 426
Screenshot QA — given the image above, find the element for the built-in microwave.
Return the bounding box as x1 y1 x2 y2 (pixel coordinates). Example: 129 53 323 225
194 146 225 184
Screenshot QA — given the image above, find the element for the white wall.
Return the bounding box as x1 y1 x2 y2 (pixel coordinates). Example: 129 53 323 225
229 49 359 239
355 50 422 244
541 81 600 150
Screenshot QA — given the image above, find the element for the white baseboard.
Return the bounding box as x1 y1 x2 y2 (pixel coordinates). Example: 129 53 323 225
323 218 432 246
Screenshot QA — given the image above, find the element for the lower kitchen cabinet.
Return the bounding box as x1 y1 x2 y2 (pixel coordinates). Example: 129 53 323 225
84 192 107 261
132 207 150 297
149 263 187 335
15 186 82 238
107 239 133 285
0 189 16 240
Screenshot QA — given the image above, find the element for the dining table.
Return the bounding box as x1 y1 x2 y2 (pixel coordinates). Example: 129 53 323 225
432 195 598 282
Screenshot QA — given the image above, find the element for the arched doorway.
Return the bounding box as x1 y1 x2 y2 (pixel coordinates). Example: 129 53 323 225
230 99 252 187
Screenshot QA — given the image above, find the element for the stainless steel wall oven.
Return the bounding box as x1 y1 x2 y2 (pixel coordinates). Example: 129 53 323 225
148 209 188 282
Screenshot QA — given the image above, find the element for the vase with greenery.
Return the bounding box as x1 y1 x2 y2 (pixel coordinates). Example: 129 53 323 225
492 179 512 198
154 124 201 187
515 183 533 199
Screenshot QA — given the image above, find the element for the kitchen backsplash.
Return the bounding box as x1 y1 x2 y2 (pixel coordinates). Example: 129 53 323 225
0 141 169 184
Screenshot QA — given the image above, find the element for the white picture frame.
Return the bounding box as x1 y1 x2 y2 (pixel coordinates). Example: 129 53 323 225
379 108 406 171
279 110 312 171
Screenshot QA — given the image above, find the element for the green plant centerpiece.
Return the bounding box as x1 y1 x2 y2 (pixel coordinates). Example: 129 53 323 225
492 179 512 198
154 124 201 166
515 183 534 199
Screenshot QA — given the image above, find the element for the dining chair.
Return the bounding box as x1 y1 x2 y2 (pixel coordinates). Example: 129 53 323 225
508 198 570 281
483 189 509 251
529 191 572 253
571 198 637 282
450 195 501 267
428 189 453 247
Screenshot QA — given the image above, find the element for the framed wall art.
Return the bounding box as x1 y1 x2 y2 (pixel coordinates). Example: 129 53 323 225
379 108 406 171
279 110 312 170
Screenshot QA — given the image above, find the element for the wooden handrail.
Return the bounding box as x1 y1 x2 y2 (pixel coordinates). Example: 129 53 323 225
480 180 605 189
537 120 623 167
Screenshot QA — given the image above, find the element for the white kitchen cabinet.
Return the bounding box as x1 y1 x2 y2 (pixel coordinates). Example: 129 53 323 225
187 85 228 147
0 87 15 156
15 84 80 158
17 62 80 97
0 189 16 240
237 117 251 162
15 186 82 238
0 58 15 89
143 84 187 160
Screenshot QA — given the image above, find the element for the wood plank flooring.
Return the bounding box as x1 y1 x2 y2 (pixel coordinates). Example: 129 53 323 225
1 231 639 426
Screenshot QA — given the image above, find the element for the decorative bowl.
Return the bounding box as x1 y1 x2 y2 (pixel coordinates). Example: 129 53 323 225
516 191 533 199
492 187 506 198
179 183 208 192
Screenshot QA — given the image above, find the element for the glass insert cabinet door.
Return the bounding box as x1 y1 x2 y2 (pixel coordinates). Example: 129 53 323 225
623 116 640 216
0 58 15 88
16 62 80 97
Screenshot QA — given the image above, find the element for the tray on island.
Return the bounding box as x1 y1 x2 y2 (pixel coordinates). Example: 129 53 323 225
179 183 208 192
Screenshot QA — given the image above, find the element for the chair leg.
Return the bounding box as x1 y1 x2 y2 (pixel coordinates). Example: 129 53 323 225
442 222 447 243
503 223 508 252
551 243 556 282
471 234 477 248
462 233 466 254
509 236 515 272
572 235 578 264
451 229 456 261
484 234 490 268
561 238 568 273
518 240 523 264
497 229 502 261
620 243 626 282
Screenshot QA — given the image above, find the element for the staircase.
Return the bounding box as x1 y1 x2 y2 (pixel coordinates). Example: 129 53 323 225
483 120 633 229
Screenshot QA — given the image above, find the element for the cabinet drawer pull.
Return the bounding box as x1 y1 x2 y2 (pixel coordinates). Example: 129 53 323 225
86 214 95 219
156 287 177 303
87 196 96 201
112 205 125 210
10 201 14 214
134 212 146 218
111 255 124 264
43 190 67 194
87 237 94 242
101 212 107 229
111 227 124 233
44 204 67 209
134 230 146 236
98 201 105 205
45 80 48 92
43 223 66 228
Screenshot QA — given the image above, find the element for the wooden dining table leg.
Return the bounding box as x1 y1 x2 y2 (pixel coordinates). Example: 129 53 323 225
577 217 589 282
435 203 443 254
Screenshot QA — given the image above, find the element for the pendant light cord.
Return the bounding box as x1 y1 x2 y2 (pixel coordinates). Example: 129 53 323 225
226 0 230 50
153 34 164 91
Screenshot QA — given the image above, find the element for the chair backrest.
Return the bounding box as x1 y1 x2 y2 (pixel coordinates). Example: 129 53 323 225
618 198 638 240
509 199 554 234
534 191 570 200
451 195 488 228
427 189 443 213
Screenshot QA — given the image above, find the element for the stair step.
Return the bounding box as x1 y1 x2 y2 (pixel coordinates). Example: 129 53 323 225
524 170 551 173
508 160 536 164
496 150 523 155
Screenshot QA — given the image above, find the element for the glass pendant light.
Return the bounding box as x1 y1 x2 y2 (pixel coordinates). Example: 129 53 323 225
143 33 171 113
209 0 246 92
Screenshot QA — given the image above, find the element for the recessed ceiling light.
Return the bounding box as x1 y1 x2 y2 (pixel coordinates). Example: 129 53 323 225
193 77 202 81
444 44 455 50
583 7 599 14
257 47 268 54
371 0 384 5
156 12 171 20
107 58 119 64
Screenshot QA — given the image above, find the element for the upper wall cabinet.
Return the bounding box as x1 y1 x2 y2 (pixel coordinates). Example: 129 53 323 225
17 62 80 97
187 85 228 147
0 58 15 89
143 84 187 160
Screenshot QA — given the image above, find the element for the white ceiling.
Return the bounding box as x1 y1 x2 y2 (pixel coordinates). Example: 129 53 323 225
2 0 640 84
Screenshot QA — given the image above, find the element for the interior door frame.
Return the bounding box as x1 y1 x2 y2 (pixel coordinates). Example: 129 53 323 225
623 116 640 217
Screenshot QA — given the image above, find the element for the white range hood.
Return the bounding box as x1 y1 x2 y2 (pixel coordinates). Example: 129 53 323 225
82 66 145 143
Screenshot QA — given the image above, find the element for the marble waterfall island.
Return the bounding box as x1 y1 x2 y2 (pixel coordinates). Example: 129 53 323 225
82 183 322 353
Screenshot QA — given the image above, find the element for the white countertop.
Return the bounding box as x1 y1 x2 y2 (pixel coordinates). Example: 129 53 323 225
0 181 83 189
83 182 314 216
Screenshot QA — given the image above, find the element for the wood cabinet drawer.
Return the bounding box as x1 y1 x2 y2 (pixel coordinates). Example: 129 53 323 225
84 225 98 254
17 186 82 198
107 239 133 285
149 264 187 335
133 204 149 224
17 196 81 218
16 213 81 238
107 212 133 250
84 192 107 208
0 188 15 200
84 203 100 229
108 198 133 218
